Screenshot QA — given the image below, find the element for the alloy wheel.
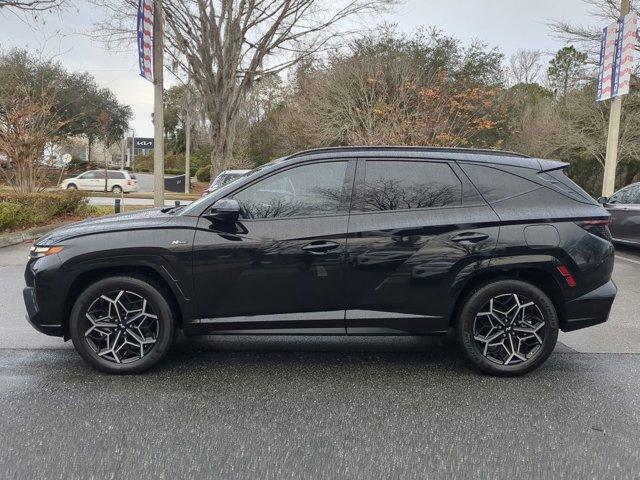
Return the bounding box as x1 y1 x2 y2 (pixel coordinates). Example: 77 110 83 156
83 290 159 364
472 293 547 366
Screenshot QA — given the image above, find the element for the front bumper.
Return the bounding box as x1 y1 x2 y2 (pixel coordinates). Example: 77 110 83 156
560 280 617 332
23 286 63 337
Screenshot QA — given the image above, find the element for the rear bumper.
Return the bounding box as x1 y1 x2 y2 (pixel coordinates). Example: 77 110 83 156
23 287 63 337
560 280 617 332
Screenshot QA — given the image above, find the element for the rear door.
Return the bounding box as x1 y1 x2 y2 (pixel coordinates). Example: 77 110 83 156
344 158 499 334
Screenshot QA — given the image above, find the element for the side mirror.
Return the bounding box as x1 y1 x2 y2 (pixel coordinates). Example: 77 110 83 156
206 198 240 223
597 196 608 205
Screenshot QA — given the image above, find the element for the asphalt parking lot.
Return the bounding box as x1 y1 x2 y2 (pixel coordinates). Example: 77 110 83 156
1 243 639 478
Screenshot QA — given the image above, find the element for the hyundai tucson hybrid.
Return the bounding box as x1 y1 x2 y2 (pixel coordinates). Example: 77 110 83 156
24 147 616 376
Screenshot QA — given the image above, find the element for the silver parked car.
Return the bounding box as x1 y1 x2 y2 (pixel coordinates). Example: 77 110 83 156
201 169 250 196
599 182 640 246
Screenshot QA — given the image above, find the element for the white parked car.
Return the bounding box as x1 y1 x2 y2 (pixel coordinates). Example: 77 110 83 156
60 170 139 194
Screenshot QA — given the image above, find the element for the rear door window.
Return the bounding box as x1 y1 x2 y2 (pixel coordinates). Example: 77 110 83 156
353 160 462 212
107 171 126 179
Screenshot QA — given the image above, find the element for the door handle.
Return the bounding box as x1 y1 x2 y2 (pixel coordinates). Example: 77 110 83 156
302 241 340 254
451 232 489 243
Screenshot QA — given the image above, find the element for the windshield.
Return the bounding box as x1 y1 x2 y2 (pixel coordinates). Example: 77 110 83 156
179 159 284 215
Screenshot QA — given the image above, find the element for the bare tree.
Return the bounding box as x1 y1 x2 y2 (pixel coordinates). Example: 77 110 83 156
509 49 543 84
95 0 397 175
0 90 70 193
549 0 639 59
0 0 67 12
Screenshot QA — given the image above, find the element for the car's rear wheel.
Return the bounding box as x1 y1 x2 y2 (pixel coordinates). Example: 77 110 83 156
66 183 77 190
69 276 175 374
457 280 558 376
112 185 123 194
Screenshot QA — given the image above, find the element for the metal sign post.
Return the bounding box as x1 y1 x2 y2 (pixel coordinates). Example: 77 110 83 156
598 1 636 196
137 0 164 207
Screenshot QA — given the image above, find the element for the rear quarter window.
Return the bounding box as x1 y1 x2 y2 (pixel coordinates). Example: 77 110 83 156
459 164 541 203
538 170 595 204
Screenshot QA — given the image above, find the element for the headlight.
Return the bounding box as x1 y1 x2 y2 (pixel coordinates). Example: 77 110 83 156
29 246 64 259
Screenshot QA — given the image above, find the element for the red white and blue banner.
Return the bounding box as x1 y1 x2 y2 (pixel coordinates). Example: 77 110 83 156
137 0 155 83
597 13 638 102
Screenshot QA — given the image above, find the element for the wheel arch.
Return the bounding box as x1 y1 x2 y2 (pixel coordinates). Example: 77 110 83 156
61 265 185 340
450 264 565 328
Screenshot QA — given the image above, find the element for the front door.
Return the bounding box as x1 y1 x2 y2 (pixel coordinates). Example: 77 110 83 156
344 159 499 334
191 160 355 334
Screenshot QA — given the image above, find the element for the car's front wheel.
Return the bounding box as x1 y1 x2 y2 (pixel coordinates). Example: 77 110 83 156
69 276 175 374
66 183 77 190
457 280 558 376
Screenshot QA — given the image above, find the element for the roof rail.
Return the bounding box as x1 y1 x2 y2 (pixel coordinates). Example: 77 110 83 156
285 146 530 160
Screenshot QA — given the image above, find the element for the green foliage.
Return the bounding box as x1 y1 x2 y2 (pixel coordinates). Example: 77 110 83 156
0 49 132 155
0 203 28 231
195 166 211 182
547 46 588 97
133 153 187 174
0 190 87 231
191 148 212 169
163 85 189 154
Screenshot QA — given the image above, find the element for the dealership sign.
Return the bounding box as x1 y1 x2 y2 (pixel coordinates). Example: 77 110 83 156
134 138 154 149
597 13 638 102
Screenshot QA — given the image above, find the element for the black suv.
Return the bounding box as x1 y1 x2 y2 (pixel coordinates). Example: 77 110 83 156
24 147 616 376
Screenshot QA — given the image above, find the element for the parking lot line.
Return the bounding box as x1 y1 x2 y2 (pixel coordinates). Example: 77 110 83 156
616 255 640 266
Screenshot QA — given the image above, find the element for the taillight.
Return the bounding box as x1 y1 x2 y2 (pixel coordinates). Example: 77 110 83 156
576 219 612 241
127 180 133 186
557 265 577 287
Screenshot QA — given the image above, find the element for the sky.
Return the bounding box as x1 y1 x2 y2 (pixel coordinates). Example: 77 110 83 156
0 0 598 137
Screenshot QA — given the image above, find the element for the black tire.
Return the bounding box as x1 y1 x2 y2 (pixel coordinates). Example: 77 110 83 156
66 183 77 190
456 280 558 377
112 185 123 194
69 276 175 374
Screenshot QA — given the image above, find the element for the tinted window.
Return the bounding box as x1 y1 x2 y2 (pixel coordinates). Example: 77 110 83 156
541 170 593 203
610 185 640 204
80 171 96 179
353 161 461 212
460 164 540 203
234 162 348 219
129 173 137 179
107 171 126 179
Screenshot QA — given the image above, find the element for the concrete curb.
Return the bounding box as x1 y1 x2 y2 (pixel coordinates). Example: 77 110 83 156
0 222 69 249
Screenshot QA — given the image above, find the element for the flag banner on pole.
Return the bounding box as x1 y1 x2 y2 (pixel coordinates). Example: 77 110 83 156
137 0 154 83
615 13 638 98
597 13 638 102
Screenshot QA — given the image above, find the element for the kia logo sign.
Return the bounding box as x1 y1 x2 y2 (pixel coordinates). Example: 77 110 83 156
134 138 154 149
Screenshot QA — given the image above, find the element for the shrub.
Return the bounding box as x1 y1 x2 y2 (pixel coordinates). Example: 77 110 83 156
132 153 187 174
0 202 28 231
0 190 88 231
195 166 211 182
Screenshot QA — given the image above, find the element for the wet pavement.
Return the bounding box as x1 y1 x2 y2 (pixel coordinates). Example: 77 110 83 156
1 243 639 478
